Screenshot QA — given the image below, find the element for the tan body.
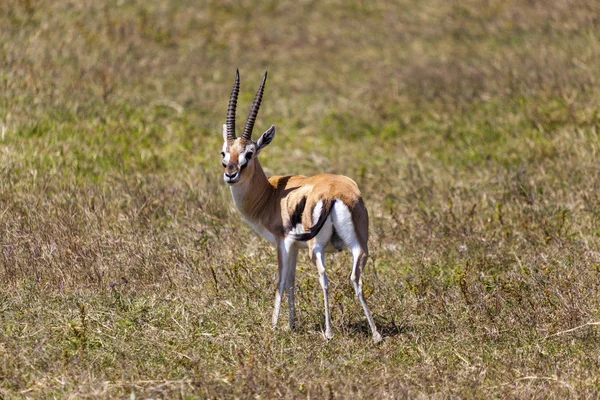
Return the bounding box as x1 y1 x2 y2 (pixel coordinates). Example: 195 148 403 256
220 70 381 342
232 162 367 248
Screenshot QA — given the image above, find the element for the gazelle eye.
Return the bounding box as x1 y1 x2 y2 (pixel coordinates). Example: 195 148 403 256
220 151 225 158
246 152 253 160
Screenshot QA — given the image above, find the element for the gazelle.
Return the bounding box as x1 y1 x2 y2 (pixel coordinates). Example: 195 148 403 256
220 70 382 343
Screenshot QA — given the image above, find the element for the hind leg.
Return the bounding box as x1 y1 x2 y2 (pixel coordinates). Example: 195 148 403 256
310 244 334 340
331 201 382 343
306 208 335 340
351 246 382 343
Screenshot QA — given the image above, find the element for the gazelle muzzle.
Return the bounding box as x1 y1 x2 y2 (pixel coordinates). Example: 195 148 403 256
224 161 240 184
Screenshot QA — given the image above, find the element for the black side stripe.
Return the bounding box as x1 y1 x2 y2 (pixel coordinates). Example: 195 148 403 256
290 200 335 242
289 197 307 228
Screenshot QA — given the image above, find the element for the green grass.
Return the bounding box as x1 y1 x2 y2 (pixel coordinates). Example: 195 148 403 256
2 0 600 397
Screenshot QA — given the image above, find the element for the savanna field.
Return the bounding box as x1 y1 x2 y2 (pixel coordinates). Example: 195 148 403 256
2 0 600 398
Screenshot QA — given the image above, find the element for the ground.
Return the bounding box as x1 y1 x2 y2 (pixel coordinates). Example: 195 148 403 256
1 0 600 398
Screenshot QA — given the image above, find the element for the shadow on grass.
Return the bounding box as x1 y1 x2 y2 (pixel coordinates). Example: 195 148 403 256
303 316 408 339
346 318 408 339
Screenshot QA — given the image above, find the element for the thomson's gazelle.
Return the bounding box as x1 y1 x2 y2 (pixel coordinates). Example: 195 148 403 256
220 70 382 343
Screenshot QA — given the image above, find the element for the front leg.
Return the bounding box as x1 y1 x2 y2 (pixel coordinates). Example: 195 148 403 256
286 247 299 330
271 241 289 329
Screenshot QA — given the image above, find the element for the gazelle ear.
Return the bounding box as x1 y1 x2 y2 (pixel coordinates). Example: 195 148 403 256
256 125 276 154
222 124 228 141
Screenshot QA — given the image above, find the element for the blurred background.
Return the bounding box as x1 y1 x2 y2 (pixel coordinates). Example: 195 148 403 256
2 0 600 397
3 0 599 162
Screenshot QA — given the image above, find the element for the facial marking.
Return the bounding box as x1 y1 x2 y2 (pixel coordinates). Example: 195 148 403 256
222 138 254 184
222 152 231 164
238 145 255 169
229 148 240 164
221 141 232 164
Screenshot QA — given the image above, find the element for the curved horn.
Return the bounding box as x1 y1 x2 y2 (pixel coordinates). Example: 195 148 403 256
226 69 240 140
242 71 267 140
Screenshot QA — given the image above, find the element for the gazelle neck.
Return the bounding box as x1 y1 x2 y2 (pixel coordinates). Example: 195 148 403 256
229 158 274 222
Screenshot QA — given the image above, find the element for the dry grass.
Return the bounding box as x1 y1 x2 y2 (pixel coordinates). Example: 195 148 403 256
2 0 600 398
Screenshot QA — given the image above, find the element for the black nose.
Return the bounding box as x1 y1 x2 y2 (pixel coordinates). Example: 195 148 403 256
225 162 238 178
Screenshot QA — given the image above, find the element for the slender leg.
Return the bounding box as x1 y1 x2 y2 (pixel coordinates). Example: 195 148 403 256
313 247 333 340
272 242 288 329
286 247 299 330
351 246 382 343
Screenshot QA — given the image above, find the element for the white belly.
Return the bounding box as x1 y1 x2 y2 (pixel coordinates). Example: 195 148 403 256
243 219 347 252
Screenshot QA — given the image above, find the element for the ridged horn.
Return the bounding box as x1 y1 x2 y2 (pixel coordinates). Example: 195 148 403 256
226 69 240 140
242 71 267 140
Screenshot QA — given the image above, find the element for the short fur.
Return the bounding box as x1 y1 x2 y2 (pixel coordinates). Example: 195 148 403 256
220 71 381 343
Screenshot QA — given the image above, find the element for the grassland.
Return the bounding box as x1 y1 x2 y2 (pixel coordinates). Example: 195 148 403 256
2 0 600 398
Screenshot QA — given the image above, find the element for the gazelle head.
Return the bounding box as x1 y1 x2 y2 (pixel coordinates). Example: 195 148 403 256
221 70 276 185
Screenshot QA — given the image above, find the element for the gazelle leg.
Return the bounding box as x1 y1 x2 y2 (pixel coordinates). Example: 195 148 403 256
312 246 333 340
272 242 289 329
286 247 299 330
351 246 382 343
